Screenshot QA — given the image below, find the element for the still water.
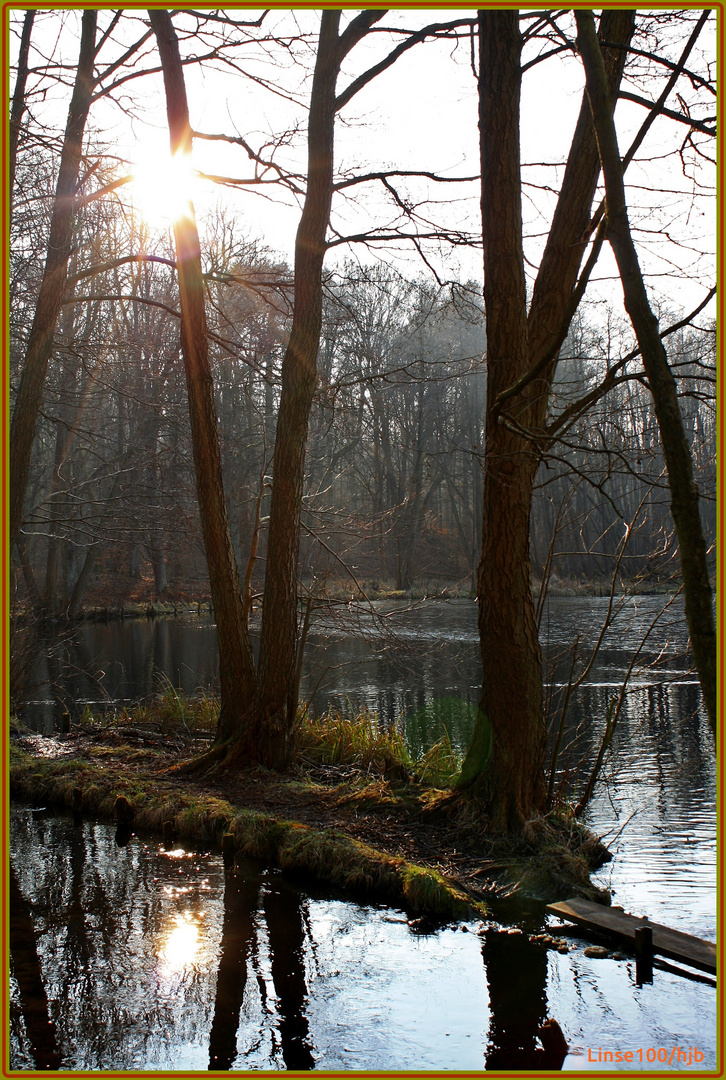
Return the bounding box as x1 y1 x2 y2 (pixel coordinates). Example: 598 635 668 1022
10 597 719 1069
9 808 717 1072
20 596 700 743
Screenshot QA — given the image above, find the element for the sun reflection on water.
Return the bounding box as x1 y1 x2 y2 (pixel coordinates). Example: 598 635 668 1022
158 912 201 975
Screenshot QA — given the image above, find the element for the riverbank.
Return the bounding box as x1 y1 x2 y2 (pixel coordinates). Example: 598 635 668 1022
11 570 685 626
9 702 611 921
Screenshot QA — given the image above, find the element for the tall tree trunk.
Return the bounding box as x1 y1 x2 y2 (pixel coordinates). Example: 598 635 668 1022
576 9 717 740
9 10 96 548
148 9 256 739
460 10 545 830
252 10 342 769
460 10 634 829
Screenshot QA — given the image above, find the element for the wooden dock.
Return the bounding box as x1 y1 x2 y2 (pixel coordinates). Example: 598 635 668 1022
546 897 717 976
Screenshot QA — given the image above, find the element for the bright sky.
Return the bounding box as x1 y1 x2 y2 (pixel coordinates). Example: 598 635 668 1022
9 8 717 321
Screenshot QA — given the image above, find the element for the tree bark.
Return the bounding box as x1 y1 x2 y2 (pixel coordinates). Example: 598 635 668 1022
9 10 96 548
250 10 385 770
525 9 635 424
459 10 545 830
576 9 717 741
460 10 635 829
9 9 35 216
252 10 342 768
148 9 256 739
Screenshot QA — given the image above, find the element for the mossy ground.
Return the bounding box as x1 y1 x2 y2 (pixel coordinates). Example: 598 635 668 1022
9 697 610 919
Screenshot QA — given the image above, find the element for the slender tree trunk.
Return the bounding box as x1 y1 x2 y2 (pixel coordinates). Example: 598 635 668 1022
252 11 342 769
576 9 717 740
44 424 65 615
9 9 35 216
148 9 256 740
9 10 96 548
15 535 41 613
525 9 635 410
67 543 100 618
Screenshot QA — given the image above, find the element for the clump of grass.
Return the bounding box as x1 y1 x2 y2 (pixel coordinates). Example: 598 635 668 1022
335 778 402 807
298 709 413 778
414 732 461 788
92 684 218 741
496 810 613 903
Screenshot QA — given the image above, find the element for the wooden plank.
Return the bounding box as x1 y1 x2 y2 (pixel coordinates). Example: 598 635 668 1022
546 897 717 976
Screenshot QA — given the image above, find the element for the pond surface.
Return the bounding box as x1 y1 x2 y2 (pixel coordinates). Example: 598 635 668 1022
10 596 718 1069
19 595 699 744
9 807 717 1072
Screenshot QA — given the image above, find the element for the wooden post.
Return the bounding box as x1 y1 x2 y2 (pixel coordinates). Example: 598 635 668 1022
635 925 653 984
222 832 236 869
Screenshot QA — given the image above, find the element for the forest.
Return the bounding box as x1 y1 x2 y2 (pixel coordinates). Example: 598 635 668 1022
6 7 719 1072
9 6 716 806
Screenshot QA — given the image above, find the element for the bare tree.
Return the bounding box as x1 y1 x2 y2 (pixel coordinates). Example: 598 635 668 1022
458 9 635 830
9 11 97 549
575 8 716 739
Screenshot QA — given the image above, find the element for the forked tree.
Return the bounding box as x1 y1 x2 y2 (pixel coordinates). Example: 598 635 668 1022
149 9 392 768
460 8 716 829
458 9 635 829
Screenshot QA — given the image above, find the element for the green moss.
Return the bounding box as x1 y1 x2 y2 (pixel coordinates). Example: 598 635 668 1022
456 710 492 788
10 696 611 913
9 743 486 920
401 865 472 918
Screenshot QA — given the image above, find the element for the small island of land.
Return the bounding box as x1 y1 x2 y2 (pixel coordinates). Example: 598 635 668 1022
10 697 611 923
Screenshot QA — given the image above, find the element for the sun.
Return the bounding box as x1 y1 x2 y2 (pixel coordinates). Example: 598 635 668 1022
130 143 199 228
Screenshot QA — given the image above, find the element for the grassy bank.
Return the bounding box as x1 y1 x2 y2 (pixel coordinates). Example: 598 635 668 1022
10 697 611 919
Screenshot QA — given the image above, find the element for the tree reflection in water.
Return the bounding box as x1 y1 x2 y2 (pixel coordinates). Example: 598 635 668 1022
263 874 315 1068
208 869 258 1069
8 860 62 1070
8 807 716 1071
208 865 315 1070
482 928 566 1071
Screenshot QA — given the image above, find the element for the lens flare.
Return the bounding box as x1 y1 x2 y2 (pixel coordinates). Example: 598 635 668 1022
130 146 197 227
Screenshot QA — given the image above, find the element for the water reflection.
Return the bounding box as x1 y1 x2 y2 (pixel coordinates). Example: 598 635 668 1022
17 597 697 742
483 928 549 1069
8 859 62 1071
263 875 316 1069
159 913 201 975
9 809 717 1071
208 871 258 1069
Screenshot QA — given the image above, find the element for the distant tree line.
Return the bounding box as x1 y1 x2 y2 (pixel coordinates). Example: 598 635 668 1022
10 211 715 615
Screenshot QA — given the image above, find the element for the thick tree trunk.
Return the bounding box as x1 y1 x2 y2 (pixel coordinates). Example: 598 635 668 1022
148 9 256 739
576 9 717 741
9 11 96 548
459 10 545 830
460 10 636 830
